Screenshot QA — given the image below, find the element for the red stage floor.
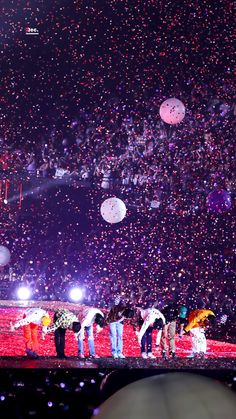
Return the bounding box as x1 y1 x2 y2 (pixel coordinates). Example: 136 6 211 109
0 307 235 362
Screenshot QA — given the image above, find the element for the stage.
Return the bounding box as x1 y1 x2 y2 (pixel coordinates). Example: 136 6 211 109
0 356 235 370
0 302 235 369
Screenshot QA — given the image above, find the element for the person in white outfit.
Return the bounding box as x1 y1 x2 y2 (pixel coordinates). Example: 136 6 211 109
184 309 215 358
10 308 51 358
131 307 165 359
77 306 105 359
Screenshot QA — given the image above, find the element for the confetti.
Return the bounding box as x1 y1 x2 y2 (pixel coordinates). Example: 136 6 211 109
0 0 235 348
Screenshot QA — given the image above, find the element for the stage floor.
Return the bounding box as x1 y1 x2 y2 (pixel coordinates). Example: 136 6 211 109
0 356 235 370
0 305 235 369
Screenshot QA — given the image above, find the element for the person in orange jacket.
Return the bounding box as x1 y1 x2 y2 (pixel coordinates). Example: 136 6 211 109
184 309 215 358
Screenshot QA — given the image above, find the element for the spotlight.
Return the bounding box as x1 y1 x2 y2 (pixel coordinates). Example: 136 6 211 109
17 286 31 300
69 287 83 302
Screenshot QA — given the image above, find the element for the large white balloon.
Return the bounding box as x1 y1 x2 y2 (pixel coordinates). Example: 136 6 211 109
159 98 185 124
94 373 236 419
0 246 11 266
101 197 127 224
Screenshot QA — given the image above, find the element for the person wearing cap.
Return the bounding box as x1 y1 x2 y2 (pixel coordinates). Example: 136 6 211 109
106 295 134 359
43 308 81 359
10 307 51 359
77 305 105 359
184 308 215 358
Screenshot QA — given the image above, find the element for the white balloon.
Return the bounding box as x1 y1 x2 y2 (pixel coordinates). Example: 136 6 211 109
101 197 127 224
0 246 11 266
159 98 185 124
95 373 236 419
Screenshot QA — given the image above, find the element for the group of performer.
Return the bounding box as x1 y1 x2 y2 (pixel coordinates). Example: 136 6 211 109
10 296 215 360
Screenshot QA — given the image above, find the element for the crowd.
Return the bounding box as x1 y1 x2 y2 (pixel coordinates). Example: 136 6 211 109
1 90 235 340
1 79 236 215
0 369 104 419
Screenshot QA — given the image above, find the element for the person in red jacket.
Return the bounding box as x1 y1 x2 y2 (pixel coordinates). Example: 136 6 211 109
10 307 51 359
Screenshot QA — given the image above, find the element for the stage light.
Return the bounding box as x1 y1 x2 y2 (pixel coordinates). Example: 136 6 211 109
17 286 31 300
69 287 83 302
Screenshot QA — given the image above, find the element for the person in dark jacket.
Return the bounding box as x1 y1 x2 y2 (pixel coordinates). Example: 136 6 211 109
160 303 179 359
106 295 134 359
